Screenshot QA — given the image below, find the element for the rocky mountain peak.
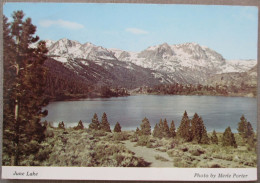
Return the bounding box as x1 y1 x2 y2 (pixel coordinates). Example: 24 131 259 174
138 42 175 59
45 39 256 84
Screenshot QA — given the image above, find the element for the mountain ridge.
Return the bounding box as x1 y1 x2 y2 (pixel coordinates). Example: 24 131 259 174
43 38 257 90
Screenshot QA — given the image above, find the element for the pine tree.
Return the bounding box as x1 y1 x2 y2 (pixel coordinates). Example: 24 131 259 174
162 118 171 138
190 113 209 144
89 113 100 130
211 130 218 144
3 11 49 166
246 122 254 139
177 111 191 142
222 126 237 148
140 117 151 136
237 115 247 139
246 122 255 149
157 119 164 138
58 121 65 129
100 112 111 132
74 120 84 130
200 121 210 144
169 120 176 138
114 122 121 133
190 113 200 141
153 123 160 138
237 115 255 145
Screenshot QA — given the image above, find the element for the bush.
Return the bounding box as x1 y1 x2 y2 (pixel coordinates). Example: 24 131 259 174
210 164 222 168
91 130 107 137
155 155 169 162
136 135 151 146
167 149 184 157
113 132 129 141
130 133 138 142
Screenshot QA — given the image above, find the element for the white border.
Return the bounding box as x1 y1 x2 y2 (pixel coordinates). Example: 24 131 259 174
1 166 257 181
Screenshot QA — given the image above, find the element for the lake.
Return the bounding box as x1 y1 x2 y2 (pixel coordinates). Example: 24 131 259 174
42 95 257 132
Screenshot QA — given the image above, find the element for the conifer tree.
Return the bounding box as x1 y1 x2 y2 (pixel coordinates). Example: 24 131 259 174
222 126 237 148
246 122 254 139
153 123 160 138
58 121 65 129
237 115 247 139
169 120 176 138
190 113 200 141
245 122 255 148
114 122 122 133
89 113 100 130
177 111 191 141
158 119 164 131
162 118 171 138
211 129 218 144
140 117 151 135
100 112 111 132
3 11 49 165
200 123 210 144
157 119 164 138
190 113 209 144
237 115 255 145
74 120 84 130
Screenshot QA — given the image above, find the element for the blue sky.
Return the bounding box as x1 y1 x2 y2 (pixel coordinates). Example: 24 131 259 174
3 3 258 60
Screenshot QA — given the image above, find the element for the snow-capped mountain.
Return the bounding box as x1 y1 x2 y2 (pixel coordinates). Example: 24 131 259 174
44 38 257 86
47 38 117 62
109 42 256 74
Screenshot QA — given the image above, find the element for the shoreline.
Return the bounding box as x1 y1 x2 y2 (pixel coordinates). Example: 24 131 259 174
48 92 256 102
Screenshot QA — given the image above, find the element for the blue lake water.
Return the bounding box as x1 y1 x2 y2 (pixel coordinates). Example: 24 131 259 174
42 95 257 132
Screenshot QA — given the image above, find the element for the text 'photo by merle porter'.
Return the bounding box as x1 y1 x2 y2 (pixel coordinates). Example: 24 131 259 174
1 2 258 181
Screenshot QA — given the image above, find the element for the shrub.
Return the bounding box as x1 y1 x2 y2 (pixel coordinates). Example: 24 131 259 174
167 149 184 157
154 155 169 162
113 132 129 141
91 130 107 137
210 164 222 168
173 157 193 167
137 135 151 146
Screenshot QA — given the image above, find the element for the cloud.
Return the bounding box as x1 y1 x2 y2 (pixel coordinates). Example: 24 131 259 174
39 19 84 30
125 28 148 35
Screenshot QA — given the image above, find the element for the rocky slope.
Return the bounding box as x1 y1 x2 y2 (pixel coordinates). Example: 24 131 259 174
44 38 257 88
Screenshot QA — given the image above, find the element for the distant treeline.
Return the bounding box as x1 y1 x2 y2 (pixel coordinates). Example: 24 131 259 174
138 83 256 97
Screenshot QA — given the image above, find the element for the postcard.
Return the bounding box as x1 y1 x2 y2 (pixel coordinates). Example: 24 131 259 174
1 1 258 181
